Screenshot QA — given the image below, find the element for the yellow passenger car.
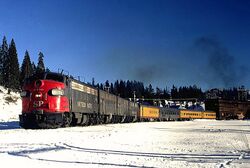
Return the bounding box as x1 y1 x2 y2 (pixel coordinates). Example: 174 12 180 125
180 110 203 119
139 105 159 120
203 111 216 119
180 110 216 120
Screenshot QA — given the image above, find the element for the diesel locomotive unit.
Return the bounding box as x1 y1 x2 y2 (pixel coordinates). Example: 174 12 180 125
19 72 216 129
19 72 138 128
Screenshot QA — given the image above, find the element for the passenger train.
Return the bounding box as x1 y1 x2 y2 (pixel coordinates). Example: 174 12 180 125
19 72 216 129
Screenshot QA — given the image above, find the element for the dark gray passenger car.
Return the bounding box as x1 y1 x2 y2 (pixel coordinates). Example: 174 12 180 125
159 107 180 121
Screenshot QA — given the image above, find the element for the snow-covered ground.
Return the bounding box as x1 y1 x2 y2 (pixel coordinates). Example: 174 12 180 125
0 86 250 167
0 86 21 122
0 121 249 167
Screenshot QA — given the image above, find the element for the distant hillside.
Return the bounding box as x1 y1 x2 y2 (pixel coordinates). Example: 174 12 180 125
0 86 21 122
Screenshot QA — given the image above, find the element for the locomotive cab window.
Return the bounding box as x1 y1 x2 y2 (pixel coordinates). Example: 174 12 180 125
24 73 45 84
45 73 64 83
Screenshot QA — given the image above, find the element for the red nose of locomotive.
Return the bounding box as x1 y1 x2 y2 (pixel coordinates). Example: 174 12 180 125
21 76 69 114
20 72 70 128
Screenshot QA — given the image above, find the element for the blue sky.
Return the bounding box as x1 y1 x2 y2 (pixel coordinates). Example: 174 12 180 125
0 0 249 89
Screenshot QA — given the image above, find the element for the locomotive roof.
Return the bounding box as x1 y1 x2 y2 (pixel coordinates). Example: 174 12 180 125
24 71 136 103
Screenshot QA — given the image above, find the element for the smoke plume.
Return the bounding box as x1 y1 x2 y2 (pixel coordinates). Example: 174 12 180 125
98 37 248 88
194 36 247 88
101 47 167 84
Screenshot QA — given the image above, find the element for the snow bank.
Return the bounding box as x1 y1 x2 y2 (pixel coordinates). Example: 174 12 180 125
0 86 21 122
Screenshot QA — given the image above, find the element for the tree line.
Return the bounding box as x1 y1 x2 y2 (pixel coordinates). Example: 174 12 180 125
92 79 205 104
0 36 46 90
94 80 249 103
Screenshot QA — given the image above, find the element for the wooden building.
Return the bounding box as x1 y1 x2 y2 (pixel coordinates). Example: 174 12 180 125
205 99 250 119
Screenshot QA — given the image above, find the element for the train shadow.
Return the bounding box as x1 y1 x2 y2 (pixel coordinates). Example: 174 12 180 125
0 121 20 130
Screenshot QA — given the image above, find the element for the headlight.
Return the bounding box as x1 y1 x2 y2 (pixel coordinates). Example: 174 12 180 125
51 89 64 96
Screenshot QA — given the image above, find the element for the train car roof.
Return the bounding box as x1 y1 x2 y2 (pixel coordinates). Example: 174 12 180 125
28 72 138 103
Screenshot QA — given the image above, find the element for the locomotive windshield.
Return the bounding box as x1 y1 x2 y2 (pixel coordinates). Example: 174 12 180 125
24 73 45 85
23 72 65 85
45 73 64 82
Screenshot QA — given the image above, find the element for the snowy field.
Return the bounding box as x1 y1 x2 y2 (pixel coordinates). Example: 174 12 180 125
0 86 250 168
0 120 249 168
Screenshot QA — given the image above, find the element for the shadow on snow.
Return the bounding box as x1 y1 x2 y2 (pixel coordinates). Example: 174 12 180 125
8 145 148 168
0 121 20 130
61 143 250 163
6 143 250 166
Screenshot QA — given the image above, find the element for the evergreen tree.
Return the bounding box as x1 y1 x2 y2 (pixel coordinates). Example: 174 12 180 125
114 80 119 95
36 51 45 73
0 36 8 86
96 83 100 89
91 77 95 87
105 80 110 87
45 67 50 72
119 80 126 98
100 83 104 90
31 61 36 73
20 50 33 85
137 81 145 98
171 85 178 99
6 39 20 90
163 86 170 99
145 84 154 99
104 80 110 92
126 80 132 98
156 87 163 98
110 83 114 94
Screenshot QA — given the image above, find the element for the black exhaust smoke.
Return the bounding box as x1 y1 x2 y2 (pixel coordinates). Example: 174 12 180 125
194 36 247 88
